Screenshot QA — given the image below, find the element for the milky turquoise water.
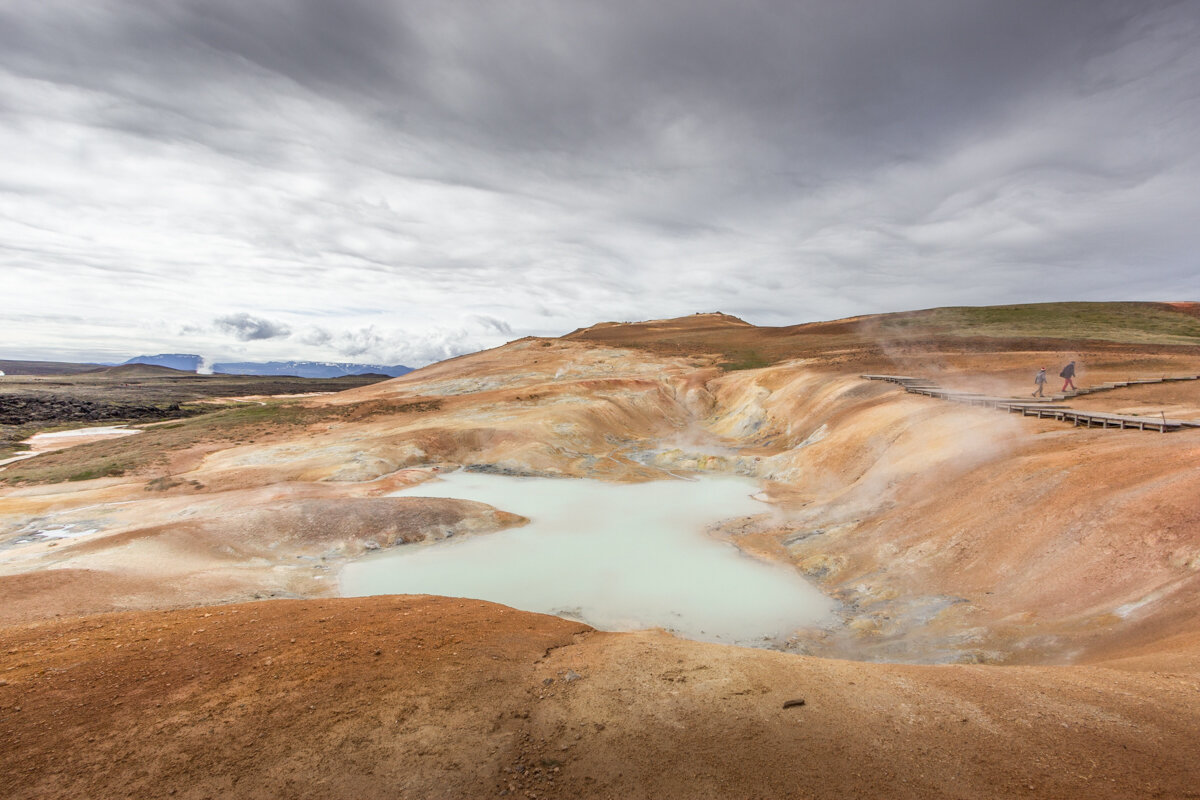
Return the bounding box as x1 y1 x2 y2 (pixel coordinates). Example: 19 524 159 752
340 472 835 647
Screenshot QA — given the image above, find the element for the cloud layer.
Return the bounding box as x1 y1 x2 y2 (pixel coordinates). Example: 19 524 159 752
215 313 292 341
2 1 1198 365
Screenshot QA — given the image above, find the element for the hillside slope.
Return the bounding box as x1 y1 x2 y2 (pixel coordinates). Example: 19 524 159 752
2 303 1200 798
567 303 1200 363
2 597 1198 800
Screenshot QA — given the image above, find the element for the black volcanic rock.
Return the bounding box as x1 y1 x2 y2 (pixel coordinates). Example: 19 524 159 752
0 395 198 426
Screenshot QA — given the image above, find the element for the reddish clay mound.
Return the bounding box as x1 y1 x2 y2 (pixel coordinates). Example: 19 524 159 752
1162 301 1200 318
0 569 154 624
1 597 588 800
3 596 1199 800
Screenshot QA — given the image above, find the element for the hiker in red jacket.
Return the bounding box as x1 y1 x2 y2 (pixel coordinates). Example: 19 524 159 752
1060 361 1077 391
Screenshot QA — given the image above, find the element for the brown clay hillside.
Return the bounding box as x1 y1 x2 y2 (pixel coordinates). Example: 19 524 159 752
2 597 1198 800
2 303 1200 798
566 302 1200 366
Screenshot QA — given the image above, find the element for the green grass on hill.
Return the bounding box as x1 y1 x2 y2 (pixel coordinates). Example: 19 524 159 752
717 351 772 371
878 302 1200 346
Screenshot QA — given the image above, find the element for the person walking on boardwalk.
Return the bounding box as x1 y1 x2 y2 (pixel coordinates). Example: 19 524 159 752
1060 360 1077 391
1033 367 1047 397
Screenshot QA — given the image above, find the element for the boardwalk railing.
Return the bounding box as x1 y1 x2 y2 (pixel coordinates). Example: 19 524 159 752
861 374 1200 433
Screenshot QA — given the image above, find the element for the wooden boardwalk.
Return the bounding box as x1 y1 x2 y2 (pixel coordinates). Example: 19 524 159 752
861 374 1200 433
1051 376 1200 402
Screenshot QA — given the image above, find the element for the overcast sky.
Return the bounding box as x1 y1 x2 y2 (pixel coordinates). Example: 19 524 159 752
2 1 1198 366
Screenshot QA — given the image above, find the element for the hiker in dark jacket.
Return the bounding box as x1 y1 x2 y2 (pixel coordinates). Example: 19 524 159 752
1033 367 1047 397
1060 361 1077 391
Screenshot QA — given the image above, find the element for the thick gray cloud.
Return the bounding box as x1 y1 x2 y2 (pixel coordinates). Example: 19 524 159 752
2 1 1198 365
215 313 292 341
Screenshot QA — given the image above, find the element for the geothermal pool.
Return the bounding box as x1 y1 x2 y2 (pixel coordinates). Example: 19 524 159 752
341 472 835 647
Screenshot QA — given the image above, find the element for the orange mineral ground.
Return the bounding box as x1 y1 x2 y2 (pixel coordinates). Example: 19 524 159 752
2 303 1200 799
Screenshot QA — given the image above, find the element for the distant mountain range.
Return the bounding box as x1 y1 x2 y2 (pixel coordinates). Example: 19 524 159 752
210 361 413 378
121 354 413 379
121 354 206 371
